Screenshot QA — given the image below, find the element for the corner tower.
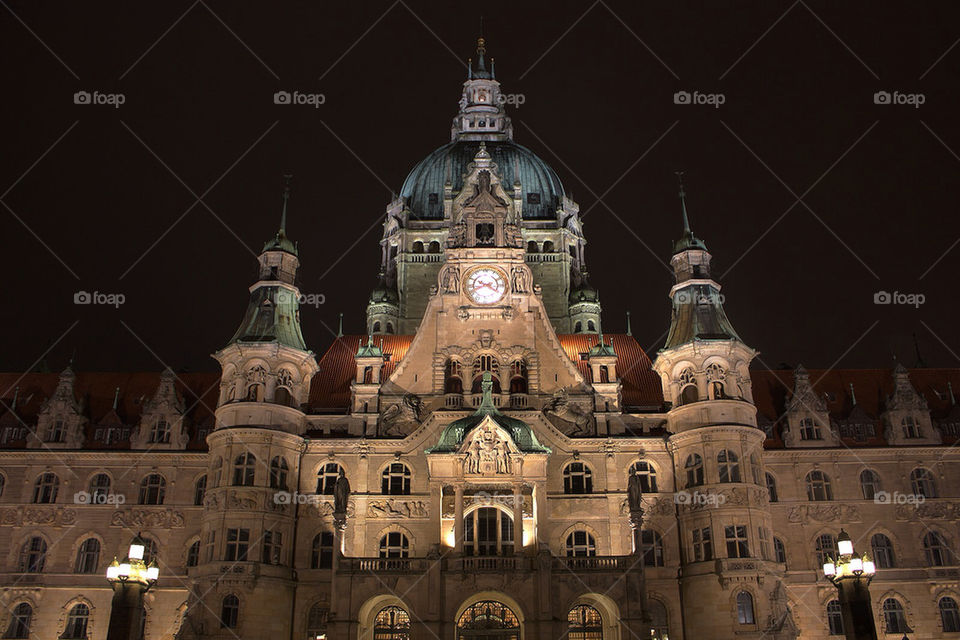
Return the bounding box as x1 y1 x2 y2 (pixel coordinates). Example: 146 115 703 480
652 179 795 640
185 178 319 638
366 38 595 335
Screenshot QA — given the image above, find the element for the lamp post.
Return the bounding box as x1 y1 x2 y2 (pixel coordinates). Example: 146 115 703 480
822 529 877 640
105 533 159 640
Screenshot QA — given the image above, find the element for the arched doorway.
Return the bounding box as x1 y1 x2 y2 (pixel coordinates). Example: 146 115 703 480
464 507 514 556
457 601 520 640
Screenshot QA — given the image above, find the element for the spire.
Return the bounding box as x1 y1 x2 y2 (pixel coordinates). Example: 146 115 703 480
849 383 857 406
262 174 298 256
473 37 492 79
454 37 512 141
949 381 956 405
11 387 18 412
672 172 708 253
913 332 927 368
112 386 120 411
337 313 344 337
626 310 632 336
357 334 383 358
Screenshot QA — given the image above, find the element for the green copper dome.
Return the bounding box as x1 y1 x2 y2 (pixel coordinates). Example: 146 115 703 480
400 140 565 220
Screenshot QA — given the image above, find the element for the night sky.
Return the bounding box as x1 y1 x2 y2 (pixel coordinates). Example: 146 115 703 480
3 1 959 374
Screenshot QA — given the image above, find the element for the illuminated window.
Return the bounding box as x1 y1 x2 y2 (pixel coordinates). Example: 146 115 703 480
374 606 410 640
565 531 596 557
379 532 410 558
567 604 602 640
457 601 519 640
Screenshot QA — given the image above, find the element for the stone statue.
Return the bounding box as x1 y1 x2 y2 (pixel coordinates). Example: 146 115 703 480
543 390 594 436
511 267 528 293
333 469 350 515
628 471 644 513
380 393 425 437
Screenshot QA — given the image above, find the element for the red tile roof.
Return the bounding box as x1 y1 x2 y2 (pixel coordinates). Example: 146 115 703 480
309 335 412 410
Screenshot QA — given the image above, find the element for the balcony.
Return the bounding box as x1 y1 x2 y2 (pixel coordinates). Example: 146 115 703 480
554 556 630 572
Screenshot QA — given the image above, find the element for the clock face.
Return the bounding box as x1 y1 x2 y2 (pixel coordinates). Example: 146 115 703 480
465 268 506 305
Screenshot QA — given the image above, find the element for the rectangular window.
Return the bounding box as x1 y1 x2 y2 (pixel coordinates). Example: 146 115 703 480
725 525 750 558
262 530 282 565
225 528 249 562
693 527 713 562
758 527 771 560
205 530 216 562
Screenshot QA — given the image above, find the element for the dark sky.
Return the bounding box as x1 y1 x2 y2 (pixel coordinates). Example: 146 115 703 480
3 0 960 373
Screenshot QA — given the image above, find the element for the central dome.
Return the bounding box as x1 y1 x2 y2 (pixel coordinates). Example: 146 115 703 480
399 140 565 221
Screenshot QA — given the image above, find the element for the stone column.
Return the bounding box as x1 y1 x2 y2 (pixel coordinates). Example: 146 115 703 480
512 484 523 554
454 485 464 554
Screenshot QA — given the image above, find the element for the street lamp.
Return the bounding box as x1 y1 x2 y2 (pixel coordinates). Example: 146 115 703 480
105 533 159 640
822 529 877 640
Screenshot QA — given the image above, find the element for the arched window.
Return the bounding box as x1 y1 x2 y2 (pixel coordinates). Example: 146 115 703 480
411 240 424 253
765 473 778 502
61 603 89 638
274 386 293 407
706 362 726 399
74 538 100 574
509 360 528 394
685 454 704 487
805 470 833 501
89 473 111 504
774 537 787 564
186 540 200 567
381 463 411 495
902 416 922 438
386 322 394 334
911 468 937 498
471 355 501 393
630 461 658 492
32 472 59 503
940 597 960 632
428 240 441 253
563 462 593 494
18 537 46 572
457 602 518 639
543 240 554 252
574 321 583 333
648 599 669 640
859 469 880 500
194 475 207 506
464 507 513 556
870 533 895 568
526 240 539 253
311 532 334 568
150 418 171 443
815 533 838 566
565 531 597 557
0 474 5 497
827 599 844 636
736 591 755 625
139 473 166 504
717 450 741 483
317 463 342 494
568 604 603 640
270 456 289 491
587 320 596 332
882 599 907 634
306 603 329 639
638 529 665 566
678 368 698 405
220 595 240 629
4 603 32 638
379 532 410 558
444 359 463 394
233 452 256 486
374 606 410 640
373 321 381 333
925 531 952 566
799 417 822 440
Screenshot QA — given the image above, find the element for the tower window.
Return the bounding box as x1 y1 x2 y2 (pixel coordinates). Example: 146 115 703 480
587 320 596 332
476 224 494 244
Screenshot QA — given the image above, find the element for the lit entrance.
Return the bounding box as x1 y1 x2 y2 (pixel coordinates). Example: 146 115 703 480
464 507 513 556
457 601 520 640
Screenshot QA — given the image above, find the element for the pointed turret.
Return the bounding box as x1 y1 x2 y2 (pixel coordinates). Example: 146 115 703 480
663 176 741 350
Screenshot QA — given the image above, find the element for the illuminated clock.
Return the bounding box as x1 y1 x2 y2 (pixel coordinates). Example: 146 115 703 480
465 268 506 305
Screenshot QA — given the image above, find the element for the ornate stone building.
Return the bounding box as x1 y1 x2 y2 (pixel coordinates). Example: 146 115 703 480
2 38 960 640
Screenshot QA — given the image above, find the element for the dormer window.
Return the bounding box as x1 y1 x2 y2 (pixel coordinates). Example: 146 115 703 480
902 416 922 439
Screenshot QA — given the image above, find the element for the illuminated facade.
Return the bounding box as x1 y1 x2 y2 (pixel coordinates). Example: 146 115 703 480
2 38 960 640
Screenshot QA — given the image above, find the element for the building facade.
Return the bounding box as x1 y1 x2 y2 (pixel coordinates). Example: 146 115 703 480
2 38 960 640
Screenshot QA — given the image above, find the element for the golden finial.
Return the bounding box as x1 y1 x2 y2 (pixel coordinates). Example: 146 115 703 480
477 37 486 56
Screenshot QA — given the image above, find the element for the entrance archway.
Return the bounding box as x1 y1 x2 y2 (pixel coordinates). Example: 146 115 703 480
457 600 520 640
